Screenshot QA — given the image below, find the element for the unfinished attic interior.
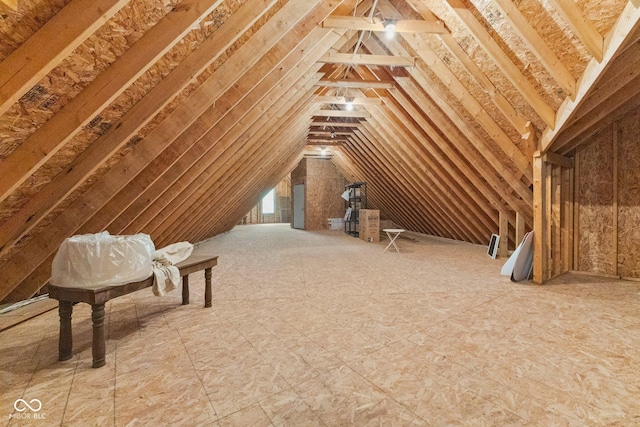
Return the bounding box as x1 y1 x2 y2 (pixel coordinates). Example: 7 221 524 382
1 0 640 423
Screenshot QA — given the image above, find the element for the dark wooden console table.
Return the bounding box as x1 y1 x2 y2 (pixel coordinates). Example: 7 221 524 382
48 255 218 368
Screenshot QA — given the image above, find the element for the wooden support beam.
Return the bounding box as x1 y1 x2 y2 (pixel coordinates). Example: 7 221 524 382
0 0 226 205
0 0 129 116
543 152 573 169
313 109 371 118
381 85 508 230
307 141 345 145
319 52 415 67
310 121 361 127
498 211 509 257
516 211 526 247
321 15 447 34
95 33 334 241
315 79 396 89
546 0 603 61
533 151 547 284
392 78 533 218
315 96 382 105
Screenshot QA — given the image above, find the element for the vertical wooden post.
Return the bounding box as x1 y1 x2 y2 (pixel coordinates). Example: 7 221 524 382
612 122 619 276
498 210 509 258
533 151 547 283
561 159 574 272
515 211 526 247
573 152 580 270
552 165 562 277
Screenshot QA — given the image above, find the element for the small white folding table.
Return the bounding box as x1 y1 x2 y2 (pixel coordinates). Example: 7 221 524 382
383 228 405 253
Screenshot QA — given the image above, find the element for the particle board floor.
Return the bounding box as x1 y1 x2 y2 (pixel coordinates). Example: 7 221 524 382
1 224 639 426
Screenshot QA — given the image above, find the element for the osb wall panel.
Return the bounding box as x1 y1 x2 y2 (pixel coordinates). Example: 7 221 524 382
616 105 640 278
305 158 346 231
577 126 615 275
291 158 306 187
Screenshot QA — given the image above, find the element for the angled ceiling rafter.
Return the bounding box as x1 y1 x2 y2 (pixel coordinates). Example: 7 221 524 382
362 32 533 182
0 0 279 259
0 0 130 116
442 0 556 128
543 3 640 153
0 0 227 205
0 0 344 304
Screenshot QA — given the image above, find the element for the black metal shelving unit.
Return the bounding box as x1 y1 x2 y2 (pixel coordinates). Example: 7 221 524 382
344 182 366 237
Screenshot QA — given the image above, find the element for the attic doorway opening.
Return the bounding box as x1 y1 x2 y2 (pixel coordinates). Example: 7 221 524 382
241 175 292 224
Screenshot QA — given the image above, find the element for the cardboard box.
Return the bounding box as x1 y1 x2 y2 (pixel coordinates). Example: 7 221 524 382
359 209 380 243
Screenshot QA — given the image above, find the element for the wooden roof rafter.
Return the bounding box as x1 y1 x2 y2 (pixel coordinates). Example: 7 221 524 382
0 0 280 259
442 0 556 128
0 0 345 303
0 0 228 205
0 0 130 116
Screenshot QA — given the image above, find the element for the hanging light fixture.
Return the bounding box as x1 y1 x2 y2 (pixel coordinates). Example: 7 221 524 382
384 18 397 38
345 96 354 111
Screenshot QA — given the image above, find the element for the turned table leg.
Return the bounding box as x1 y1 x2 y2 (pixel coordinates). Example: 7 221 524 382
182 275 189 305
204 267 212 308
58 301 73 361
91 304 106 368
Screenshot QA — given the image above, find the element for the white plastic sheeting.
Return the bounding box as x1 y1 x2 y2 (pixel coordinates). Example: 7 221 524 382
151 241 194 296
51 231 155 289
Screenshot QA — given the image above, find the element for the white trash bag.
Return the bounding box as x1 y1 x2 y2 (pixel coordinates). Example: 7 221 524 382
51 231 155 289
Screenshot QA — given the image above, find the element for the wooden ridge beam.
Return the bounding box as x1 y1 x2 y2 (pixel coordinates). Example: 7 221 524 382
0 0 226 205
0 0 129 116
0 0 277 258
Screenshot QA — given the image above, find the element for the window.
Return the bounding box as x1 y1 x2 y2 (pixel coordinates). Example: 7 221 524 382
261 189 275 214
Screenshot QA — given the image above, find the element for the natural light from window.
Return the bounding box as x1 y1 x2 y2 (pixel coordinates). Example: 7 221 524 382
262 189 275 214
